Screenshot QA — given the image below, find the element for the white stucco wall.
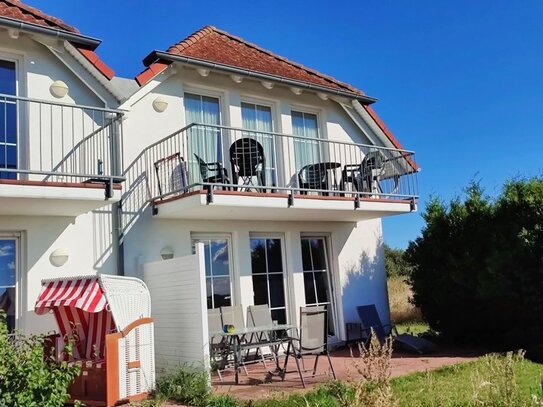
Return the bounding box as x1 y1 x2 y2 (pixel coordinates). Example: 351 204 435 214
0 29 119 334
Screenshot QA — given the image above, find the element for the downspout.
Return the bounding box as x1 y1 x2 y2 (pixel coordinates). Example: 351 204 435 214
110 113 124 276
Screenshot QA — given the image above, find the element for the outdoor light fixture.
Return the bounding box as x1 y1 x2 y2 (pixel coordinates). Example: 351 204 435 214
50 248 69 267
160 246 174 260
50 80 69 98
152 96 168 113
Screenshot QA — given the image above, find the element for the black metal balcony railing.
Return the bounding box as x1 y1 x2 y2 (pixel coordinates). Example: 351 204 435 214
0 93 124 195
124 123 418 210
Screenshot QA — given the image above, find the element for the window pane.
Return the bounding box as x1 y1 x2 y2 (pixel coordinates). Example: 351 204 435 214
310 239 327 271
212 277 231 308
291 111 304 137
0 102 17 144
256 105 272 132
206 278 213 309
303 113 318 139
241 103 256 130
210 240 229 276
271 308 286 325
0 61 16 96
252 274 268 305
0 240 16 287
250 239 266 274
304 272 316 305
315 272 330 304
0 287 15 332
266 239 283 273
301 239 312 271
269 273 285 308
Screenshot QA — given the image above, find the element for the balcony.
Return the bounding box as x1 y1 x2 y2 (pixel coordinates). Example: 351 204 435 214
0 93 124 216
125 124 418 222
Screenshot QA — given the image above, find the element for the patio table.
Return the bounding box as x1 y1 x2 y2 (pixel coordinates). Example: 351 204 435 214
209 324 295 384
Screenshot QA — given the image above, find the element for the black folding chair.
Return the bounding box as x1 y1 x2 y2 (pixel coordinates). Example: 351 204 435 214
229 138 266 191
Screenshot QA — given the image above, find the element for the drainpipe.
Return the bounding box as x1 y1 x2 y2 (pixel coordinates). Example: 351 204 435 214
110 113 124 276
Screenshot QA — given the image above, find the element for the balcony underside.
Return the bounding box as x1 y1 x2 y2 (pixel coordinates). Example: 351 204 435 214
0 180 121 216
152 190 416 222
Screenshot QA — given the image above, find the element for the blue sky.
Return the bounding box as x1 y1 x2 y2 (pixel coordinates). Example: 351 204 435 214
27 0 543 248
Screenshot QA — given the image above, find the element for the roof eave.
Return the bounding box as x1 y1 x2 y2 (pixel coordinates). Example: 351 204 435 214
0 15 101 50
144 50 377 105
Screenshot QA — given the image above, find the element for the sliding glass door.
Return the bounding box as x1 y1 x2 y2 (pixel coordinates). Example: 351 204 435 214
241 102 276 187
250 236 288 324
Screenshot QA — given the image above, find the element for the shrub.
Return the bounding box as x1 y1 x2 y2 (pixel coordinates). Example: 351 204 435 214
407 179 543 348
384 245 413 277
154 365 210 407
0 312 81 407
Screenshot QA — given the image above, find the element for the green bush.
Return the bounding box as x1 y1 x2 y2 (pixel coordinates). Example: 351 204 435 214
384 244 413 277
154 365 211 407
0 312 81 407
407 179 543 348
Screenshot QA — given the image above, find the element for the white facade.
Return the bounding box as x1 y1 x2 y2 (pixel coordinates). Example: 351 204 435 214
0 16 417 346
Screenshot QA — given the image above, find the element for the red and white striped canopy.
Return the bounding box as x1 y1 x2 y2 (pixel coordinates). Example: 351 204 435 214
35 277 107 315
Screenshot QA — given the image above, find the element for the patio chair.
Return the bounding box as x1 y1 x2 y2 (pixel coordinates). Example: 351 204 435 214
193 153 230 188
229 138 266 191
245 305 278 367
154 153 188 198
208 308 228 380
298 164 328 195
282 306 336 388
356 304 436 354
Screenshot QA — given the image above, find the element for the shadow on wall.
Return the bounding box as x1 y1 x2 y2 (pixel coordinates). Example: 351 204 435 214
340 234 389 325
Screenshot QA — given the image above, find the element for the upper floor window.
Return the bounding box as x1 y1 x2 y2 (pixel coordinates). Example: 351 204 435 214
184 93 222 180
291 111 320 170
0 60 16 180
241 102 276 186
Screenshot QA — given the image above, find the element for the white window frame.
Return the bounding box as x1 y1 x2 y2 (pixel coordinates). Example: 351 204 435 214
249 233 290 323
191 233 235 309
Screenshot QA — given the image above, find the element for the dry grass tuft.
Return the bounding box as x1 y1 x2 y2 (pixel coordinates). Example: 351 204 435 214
387 276 422 324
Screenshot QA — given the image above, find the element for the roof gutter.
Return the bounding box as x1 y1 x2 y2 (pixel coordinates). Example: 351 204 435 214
0 16 101 49
147 50 378 105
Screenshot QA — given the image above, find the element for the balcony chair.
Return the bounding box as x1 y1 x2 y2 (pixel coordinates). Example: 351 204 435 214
298 163 329 195
356 304 436 354
208 308 229 381
341 151 389 196
153 153 188 198
281 306 336 388
229 138 266 191
193 153 230 189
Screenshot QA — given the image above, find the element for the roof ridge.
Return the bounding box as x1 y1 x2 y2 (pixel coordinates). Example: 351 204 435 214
2 0 79 33
167 25 216 54
209 26 361 94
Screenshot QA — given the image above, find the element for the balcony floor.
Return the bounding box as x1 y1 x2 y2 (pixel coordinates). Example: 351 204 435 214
0 180 121 216
152 189 416 222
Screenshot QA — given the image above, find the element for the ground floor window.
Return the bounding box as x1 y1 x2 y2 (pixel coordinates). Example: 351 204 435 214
0 236 17 331
250 236 288 324
301 236 335 334
191 235 232 309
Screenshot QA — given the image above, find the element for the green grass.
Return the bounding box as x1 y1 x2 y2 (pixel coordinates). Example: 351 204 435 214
248 356 543 407
395 321 430 335
391 356 543 406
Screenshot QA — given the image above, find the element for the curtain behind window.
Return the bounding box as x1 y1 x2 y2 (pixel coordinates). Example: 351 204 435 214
292 111 319 172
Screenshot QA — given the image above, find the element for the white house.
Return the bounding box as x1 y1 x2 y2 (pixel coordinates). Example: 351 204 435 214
0 2 418 368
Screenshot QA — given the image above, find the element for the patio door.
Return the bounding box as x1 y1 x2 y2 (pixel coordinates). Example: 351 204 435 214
291 111 320 171
301 236 336 335
0 234 19 332
191 235 233 309
241 102 276 187
0 60 17 180
250 236 288 324
184 93 221 183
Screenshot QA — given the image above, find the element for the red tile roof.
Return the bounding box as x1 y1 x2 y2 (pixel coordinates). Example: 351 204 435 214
0 0 114 80
0 0 78 33
139 26 364 96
